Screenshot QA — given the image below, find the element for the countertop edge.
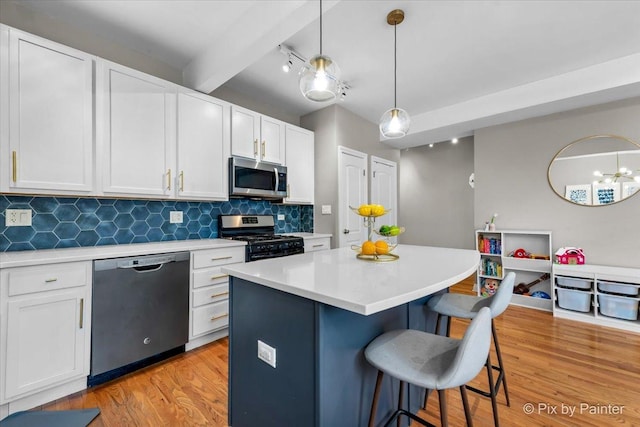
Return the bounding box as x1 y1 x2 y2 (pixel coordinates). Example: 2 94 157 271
0 239 247 268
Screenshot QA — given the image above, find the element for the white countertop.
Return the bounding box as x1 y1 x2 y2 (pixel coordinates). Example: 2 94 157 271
0 239 246 268
285 232 332 239
222 245 479 316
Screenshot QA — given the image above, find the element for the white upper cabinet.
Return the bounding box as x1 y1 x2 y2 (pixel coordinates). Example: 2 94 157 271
176 90 230 201
0 26 94 194
231 105 285 164
283 125 314 205
97 60 177 198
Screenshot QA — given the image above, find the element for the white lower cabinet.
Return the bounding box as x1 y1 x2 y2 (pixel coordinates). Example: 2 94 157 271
0 261 91 412
187 246 244 349
304 236 331 252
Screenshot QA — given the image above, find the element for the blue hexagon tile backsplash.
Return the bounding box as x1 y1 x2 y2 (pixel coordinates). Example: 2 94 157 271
0 195 314 252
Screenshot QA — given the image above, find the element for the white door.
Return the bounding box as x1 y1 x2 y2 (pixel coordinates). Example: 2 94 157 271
338 146 368 248
176 90 229 201
3 28 93 194
98 60 176 197
283 125 314 205
230 105 260 160
5 289 87 400
370 156 398 228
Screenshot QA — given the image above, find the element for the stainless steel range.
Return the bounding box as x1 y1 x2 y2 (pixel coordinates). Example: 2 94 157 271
219 215 304 262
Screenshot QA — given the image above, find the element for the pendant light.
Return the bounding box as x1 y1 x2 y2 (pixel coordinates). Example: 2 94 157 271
299 0 340 102
380 9 410 139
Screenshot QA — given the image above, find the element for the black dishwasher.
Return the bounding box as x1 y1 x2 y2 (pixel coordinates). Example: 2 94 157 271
89 252 189 386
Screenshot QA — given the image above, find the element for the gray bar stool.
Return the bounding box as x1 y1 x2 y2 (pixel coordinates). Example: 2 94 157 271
426 272 516 427
365 306 492 427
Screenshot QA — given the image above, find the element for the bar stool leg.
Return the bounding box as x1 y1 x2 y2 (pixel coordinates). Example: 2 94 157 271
397 381 405 427
492 321 510 406
369 371 384 427
485 354 500 427
438 389 448 427
460 385 473 427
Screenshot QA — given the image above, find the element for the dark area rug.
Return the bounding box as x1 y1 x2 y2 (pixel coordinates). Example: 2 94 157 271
0 408 100 427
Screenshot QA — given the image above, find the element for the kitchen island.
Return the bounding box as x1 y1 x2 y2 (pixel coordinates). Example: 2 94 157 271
222 244 479 427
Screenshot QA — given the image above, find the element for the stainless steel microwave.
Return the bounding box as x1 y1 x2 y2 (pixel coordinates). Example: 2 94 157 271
229 157 288 199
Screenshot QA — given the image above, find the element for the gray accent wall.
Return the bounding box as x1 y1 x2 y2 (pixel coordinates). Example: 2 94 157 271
474 97 640 268
399 137 475 249
301 105 400 246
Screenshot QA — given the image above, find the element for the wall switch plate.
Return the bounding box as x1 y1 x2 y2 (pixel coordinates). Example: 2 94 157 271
277 214 285 221
321 205 332 215
5 209 32 226
257 340 276 368
169 211 183 224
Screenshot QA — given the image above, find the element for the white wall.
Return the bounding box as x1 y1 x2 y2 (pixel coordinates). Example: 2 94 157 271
399 137 475 249
474 97 640 268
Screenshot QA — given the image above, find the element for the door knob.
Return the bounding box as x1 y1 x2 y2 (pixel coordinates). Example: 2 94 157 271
343 229 350 234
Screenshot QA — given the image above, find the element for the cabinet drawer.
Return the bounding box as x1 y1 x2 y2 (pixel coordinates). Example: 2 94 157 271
7 261 91 296
192 247 245 269
193 266 230 289
193 283 229 307
305 238 330 252
192 300 229 336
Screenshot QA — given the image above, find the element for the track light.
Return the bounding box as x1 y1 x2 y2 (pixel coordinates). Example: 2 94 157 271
282 57 293 73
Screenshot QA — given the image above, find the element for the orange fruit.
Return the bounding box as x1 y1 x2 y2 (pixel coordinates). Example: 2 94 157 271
374 240 389 255
361 241 376 255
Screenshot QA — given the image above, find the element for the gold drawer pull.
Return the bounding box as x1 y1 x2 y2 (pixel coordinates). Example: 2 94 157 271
45 278 58 283
12 151 17 182
167 169 172 190
312 244 324 248
210 313 229 322
211 256 232 261
79 298 84 329
210 274 229 280
211 291 230 298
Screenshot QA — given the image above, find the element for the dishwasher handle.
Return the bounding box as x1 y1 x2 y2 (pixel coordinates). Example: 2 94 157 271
94 252 190 272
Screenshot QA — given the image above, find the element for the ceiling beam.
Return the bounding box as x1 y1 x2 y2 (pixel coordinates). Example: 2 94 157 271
384 53 640 148
183 0 341 94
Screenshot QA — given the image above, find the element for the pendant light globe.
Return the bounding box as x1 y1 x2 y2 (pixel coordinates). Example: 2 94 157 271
299 54 340 102
380 9 410 139
379 107 410 139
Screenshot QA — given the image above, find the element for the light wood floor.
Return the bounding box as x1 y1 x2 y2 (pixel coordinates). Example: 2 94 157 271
40 275 640 426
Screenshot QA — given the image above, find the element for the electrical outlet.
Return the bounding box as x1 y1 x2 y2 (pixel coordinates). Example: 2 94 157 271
257 340 276 368
169 211 183 224
277 214 285 221
321 205 332 215
5 209 32 226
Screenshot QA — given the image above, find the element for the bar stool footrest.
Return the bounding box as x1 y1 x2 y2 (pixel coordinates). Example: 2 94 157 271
383 409 436 427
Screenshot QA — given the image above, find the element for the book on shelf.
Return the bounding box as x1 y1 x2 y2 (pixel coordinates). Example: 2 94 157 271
478 236 501 255
481 258 502 277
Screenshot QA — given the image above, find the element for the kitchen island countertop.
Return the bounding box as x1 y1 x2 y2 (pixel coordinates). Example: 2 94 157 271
222 244 479 315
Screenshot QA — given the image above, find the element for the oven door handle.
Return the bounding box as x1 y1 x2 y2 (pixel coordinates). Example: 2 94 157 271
274 167 279 192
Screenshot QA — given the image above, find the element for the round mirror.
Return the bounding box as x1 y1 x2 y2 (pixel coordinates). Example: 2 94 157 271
548 135 640 206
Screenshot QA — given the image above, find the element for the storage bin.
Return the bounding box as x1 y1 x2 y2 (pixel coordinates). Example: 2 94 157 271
598 294 640 321
597 280 640 296
556 276 593 290
556 288 592 312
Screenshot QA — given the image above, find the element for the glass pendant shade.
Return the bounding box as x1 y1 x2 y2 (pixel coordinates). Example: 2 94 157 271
379 108 410 139
299 54 340 102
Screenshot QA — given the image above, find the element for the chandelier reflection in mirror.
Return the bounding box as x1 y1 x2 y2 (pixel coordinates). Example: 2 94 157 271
593 153 640 184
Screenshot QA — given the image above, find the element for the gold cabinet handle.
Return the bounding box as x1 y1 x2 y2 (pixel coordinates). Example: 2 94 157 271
287 184 290 198
45 278 58 283
211 291 230 298
312 244 324 248
12 151 17 182
253 139 258 157
179 170 184 192
167 169 172 190
210 313 229 322
211 256 232 261
261 140 266 159
210 273 229 280
79 298 84 329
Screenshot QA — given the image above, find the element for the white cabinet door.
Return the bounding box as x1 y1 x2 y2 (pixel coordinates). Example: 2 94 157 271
4 288 87 400
177 90 230 200
230 105 260 160
284 125 314 205
338 146 368 248
98 60 176 197
260 116 285 164
1 27 93 194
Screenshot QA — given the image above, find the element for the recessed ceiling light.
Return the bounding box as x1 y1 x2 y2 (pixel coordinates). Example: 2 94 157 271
452 138 458 144
429 144 434 148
